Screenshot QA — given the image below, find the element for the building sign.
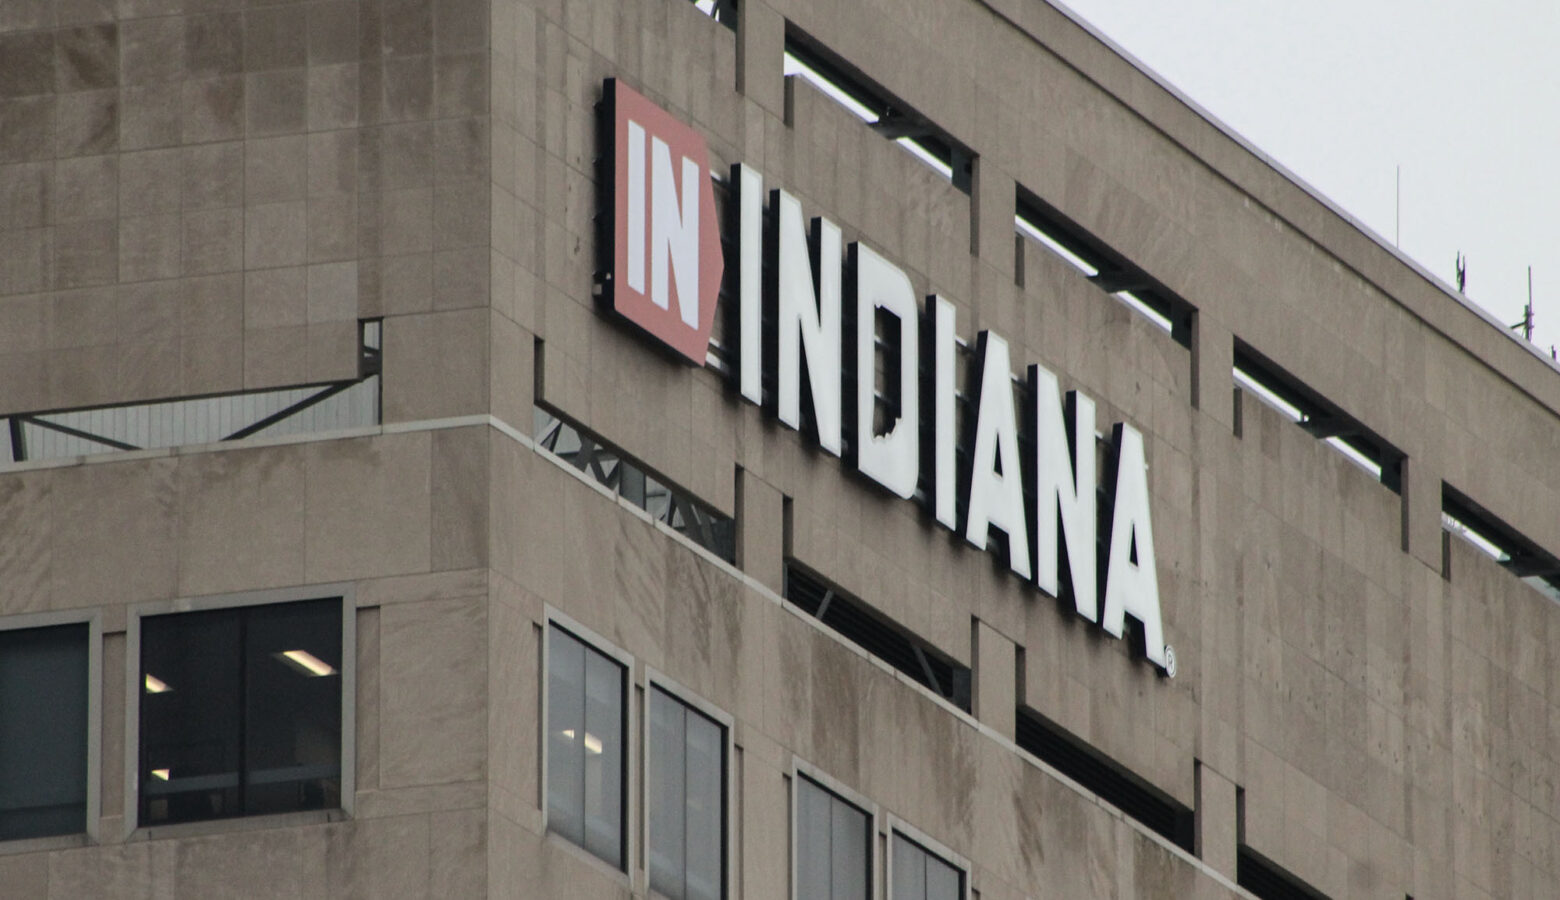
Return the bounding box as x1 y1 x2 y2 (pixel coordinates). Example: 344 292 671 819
602 79 724 363
599 81 1174 677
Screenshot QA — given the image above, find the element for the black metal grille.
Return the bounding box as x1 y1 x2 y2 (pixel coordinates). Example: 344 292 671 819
1237 846 1330 900
784 565 970 711
535 406 736 563
1014 707 1194 853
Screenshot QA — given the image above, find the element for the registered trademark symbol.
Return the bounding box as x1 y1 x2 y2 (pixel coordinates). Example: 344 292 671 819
1161 645 1177 678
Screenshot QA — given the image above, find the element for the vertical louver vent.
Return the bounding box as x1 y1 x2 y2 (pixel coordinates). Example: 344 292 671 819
1237 846 1330 900
784 565 971 712
1015 707 1194 853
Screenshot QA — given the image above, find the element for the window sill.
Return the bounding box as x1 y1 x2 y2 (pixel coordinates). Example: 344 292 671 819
126 807 349 843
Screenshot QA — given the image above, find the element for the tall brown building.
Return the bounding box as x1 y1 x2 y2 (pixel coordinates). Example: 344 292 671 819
0 0 1556 898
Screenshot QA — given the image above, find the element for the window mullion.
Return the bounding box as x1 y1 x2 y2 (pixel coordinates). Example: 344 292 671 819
681 702 695 900
236 610 248 817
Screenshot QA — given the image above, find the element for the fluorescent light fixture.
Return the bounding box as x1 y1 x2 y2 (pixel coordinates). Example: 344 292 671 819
559 729 603 754
1232 366 1305 423
144 674 170 694
276 649 337 677
1323 436 1384 480
783 53 881 123
895 137 954 180
1114 291 1176 335
1014 215 1101 277
1442 511 1508 562
151 768 170 781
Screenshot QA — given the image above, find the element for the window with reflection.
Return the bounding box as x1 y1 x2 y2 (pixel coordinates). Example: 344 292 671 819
547 624 626 868
139 598 342 826
649 686 725 900
796 775 871 900
892 832 963 900
0 623 89 841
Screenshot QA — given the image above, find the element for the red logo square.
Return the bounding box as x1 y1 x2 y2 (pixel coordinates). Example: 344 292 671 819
605 79 723 365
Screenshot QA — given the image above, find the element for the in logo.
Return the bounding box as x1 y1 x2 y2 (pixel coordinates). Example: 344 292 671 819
603 79 723 364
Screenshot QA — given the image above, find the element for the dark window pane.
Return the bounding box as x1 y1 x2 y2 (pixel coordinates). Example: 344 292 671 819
683 710 723 900
926 852 960 900
545 625 625 871
830 794 869 900
893 833 961 900
650 687 726 900
243 599 341 816
649 689 686 896
893 834 925 900
796 778 833 900
141 609 242 826
0 624 89 841
797 777 870 900
546 626 586 846
139 599 342 827
583 647 624 866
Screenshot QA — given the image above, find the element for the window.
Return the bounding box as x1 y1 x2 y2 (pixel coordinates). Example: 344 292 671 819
547 623 627 869
795 774 871 900
649 686 727 900
139 598 343 827
0 623 90 841
891 832 964 900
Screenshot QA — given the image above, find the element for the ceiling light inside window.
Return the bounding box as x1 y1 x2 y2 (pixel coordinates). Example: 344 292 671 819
559 729 603 754
277 649 337 677
144 674 171 694
151 768 170 781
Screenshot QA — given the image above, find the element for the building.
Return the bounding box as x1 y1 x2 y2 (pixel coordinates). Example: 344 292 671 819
0 0 1557 897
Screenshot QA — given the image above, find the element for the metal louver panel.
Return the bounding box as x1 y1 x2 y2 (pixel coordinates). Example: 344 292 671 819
2 321 382 468
784 565 970 712
533 406 736 563
1236 846 1331 900
1014 707 1195 853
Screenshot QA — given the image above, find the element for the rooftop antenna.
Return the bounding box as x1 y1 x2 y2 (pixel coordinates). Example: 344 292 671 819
1455 252 1467 293
1511 265 1534 341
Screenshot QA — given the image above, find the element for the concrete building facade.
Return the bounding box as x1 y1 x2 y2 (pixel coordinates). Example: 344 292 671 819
0 0 1558 897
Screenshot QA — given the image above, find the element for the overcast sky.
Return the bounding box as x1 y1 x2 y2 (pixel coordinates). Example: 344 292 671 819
1059 0 1560 357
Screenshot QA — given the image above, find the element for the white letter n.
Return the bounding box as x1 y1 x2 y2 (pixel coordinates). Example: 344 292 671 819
651 136 700 328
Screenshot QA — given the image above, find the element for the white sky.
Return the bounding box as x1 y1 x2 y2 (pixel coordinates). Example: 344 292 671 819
1059 0 1560 357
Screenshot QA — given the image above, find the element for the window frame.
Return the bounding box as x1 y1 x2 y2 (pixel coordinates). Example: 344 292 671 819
790 757 879 900
541 606 637 880
643 669 736 900
0 609 102 854
885 815 971 900
123 585 356 840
